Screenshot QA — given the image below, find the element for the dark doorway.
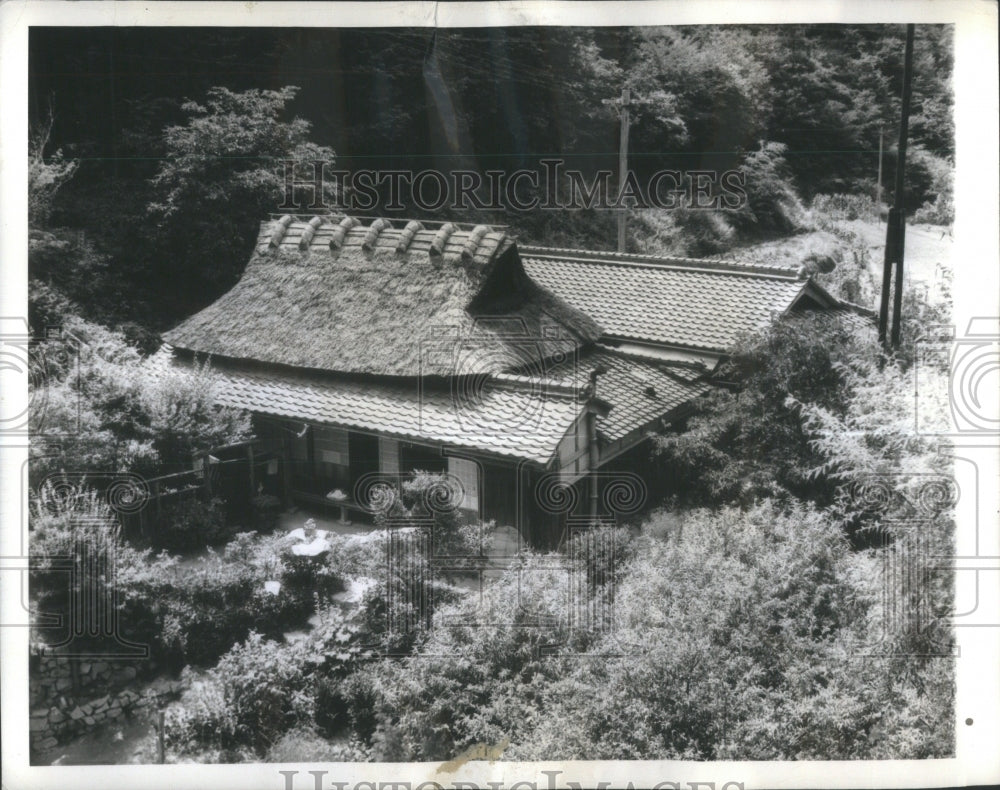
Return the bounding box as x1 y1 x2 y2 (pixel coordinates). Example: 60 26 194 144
482 462 519 529
349 432 380 486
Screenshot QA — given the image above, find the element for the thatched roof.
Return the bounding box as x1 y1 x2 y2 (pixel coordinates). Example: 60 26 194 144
163 217 602 378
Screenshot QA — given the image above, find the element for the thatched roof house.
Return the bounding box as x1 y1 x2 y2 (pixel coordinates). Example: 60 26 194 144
157 215 860 546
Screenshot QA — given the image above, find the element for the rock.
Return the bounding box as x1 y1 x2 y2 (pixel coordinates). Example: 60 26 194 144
39 737 58 750
48 708 65 724
291 535 331 556
121 666 138 681
69 707 85 721
92 661 108 674
80 662 92 674
108 708 122 719
55 678 73 692
84 716 95 726
30 718 47 733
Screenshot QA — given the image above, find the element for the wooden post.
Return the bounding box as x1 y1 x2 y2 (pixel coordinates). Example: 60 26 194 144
157 710 165 763
247 443 256 497
282 434 293 507
617 88 631 253
876 129 883 212
588 410 600 522
203 454 213 498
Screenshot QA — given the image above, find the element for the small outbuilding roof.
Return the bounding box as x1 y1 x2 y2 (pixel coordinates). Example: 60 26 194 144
539 348 713 445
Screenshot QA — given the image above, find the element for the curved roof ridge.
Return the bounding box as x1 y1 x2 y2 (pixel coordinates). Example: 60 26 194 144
260 215 509 263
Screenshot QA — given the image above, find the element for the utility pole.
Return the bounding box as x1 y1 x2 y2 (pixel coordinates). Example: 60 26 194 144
876 129 883 213
878 24 915 348
617 87 630 253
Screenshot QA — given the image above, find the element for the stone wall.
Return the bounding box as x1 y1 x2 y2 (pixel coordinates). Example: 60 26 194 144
30 653 155 709
30 676 185 755
29 651 185 756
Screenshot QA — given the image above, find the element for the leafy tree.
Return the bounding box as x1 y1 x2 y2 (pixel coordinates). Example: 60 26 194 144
28 107 78 228
733 140 808 235
147 86 337 314
652 310 873 508
30 315 251 483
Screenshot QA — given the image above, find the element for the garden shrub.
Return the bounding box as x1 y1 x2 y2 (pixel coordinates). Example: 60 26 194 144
116 531 333 668
315 670 380 742
165 633 316 757
167 601 381 760
395 471 492 557
265 727 371 762
566 524 635 588
351 552 585 761
281 554 344 607
154 496 232 553
28 315 252 485
29 480 162 652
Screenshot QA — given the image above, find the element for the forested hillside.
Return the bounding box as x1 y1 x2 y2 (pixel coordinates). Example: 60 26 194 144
29 24 952 332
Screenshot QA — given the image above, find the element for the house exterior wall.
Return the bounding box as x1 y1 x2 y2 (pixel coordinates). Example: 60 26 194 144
249 414 569 545
555 413 591 482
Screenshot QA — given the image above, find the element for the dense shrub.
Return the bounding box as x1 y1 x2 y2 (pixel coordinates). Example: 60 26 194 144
393 471 493 557
166 600 378 760
348 502 951 762
811 192 882 223
913 192 954 225
29 480 152 644
29 315 252 485
652 310 872 507
164 633 316 758
566 525 636 589
732 141 808 235
115 531 336 668
154 496 232 553
265 728 371 762
350 552 592 761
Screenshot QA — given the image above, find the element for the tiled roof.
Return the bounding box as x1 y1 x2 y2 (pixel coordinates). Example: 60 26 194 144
520 246 818 353
149 347 587 466
524 348 712 444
